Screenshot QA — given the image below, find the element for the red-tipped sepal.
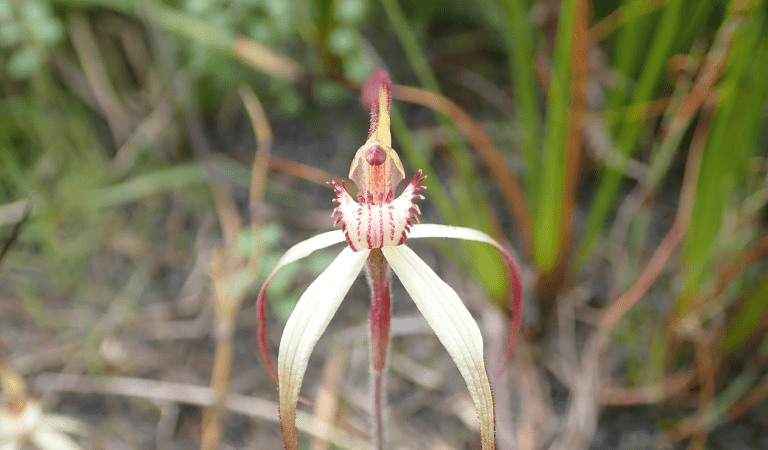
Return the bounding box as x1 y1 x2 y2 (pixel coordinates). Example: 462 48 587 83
363 69 392 140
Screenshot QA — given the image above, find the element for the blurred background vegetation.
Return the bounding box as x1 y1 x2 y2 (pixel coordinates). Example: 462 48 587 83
1 0 767 448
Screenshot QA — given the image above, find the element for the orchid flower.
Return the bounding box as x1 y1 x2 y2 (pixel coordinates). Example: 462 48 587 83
1 360 87 450
257 70 523 450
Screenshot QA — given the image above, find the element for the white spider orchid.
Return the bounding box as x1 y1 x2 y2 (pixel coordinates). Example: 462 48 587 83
1 361 87 450
257 70 523 450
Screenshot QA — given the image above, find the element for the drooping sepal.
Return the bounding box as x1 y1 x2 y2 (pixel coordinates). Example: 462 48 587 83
362 69 392 146
406 223 524 373
331 171 425 251
382 245 496 449
278 247 369 449
256 230 347 384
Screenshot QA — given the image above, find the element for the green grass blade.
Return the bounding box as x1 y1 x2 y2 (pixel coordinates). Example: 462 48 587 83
608 0 656 106
85 163 206 208
490 0 542 204
579 0 684 264
725 271 768 352
533 0 577 271
684 12 768 299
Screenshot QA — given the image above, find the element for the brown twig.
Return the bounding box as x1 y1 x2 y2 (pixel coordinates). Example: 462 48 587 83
597 95 711 339
230 153 344 188
588 2 623 43
200 206 242 449
662 14 737 143
560 0 588 261
36 373 371 449
687 232 768 320
589 0 668 43
238 85 272 273
202 86 275 450
68 11 133 146
600 369 696 406
665 367 768 446
663 235 768 444
230 37 304 82
110 95 174 176
689 330 719 450
719 372 768 424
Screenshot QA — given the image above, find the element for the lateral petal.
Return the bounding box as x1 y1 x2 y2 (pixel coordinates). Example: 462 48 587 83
278 246 369 449
257 231 346 383
382 245 495 449
408 224 523 371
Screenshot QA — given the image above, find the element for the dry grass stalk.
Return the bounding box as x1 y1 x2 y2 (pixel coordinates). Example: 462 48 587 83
201 85 273 450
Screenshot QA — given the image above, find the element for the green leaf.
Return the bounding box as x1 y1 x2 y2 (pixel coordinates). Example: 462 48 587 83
724 271 768 352
6 47 43 79
534 0 577 271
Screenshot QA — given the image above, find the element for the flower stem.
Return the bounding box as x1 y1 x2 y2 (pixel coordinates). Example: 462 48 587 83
366 248 392 449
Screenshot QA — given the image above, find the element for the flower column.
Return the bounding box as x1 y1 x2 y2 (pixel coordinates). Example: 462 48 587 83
366 248 391 449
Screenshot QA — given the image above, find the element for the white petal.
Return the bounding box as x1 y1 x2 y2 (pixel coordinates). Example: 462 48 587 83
31 430 84 450
257 230 347 382
278 246 369 447
407 223 523 370
408 224 512 252
382 245 495 448
267 231 346 279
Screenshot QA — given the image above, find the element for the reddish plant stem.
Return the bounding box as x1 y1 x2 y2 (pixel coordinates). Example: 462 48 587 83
366 249 392 450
